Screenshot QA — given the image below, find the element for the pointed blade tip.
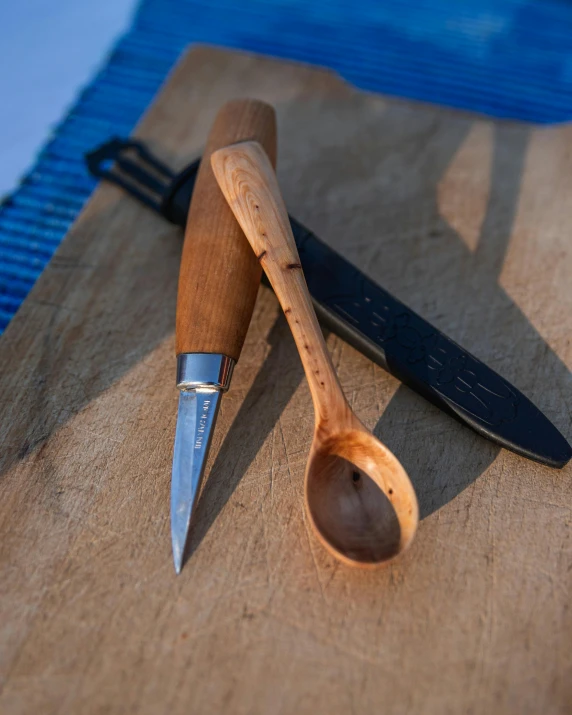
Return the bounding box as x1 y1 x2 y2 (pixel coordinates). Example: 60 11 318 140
172 539 184 574
170 389 224 575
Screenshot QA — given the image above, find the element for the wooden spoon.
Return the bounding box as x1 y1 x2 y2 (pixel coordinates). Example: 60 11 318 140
211 140 419 566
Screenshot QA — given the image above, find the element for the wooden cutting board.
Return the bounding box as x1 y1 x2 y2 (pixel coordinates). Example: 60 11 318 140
1 46 571 715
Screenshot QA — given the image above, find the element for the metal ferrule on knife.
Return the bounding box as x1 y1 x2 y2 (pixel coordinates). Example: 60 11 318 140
176 353 234 391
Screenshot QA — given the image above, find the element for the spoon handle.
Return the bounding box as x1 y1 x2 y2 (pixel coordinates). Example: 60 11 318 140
211 140 348 425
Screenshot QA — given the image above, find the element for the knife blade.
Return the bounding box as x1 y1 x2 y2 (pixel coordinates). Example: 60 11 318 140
171 99 277 573
86 137 571 469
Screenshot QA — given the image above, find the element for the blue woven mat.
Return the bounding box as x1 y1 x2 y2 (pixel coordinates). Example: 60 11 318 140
2 0 572 333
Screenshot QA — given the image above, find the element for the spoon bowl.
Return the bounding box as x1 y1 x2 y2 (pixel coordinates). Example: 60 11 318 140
305 424 417 566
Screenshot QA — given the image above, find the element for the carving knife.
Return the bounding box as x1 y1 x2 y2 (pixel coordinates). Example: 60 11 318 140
86 135 572 470
171 99 277 573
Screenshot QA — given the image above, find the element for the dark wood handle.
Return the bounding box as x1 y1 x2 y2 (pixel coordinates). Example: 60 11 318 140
175 99 277 358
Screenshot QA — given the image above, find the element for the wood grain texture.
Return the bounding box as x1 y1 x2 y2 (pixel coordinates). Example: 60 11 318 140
176 99 276 358
211 140 418 565
0 45 571 715
211 140 345 424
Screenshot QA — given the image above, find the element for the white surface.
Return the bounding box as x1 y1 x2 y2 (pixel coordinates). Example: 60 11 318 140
0 0 139 198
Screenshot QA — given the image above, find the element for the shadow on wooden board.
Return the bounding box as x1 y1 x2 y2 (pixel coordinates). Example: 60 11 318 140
372 122 531 519
1 94 570 545
186 102 572 562
0 196 182 475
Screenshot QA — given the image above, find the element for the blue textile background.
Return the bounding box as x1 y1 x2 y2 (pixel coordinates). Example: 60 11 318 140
1 0 572 332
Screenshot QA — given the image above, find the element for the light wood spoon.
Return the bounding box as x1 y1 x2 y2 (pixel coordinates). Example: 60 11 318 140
211 140 419 566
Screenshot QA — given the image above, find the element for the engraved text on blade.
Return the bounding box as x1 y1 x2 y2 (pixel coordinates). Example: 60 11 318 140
194 399 211 450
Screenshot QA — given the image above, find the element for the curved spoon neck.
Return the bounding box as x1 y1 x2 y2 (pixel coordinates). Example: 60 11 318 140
313 398 354 438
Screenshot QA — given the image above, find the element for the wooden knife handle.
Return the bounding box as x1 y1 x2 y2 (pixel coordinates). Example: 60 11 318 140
175 99 277 358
